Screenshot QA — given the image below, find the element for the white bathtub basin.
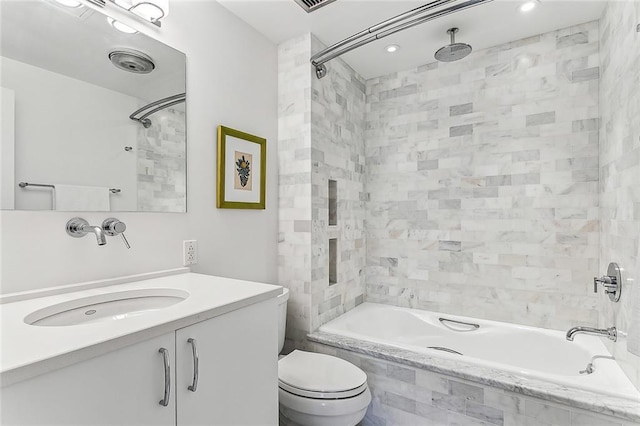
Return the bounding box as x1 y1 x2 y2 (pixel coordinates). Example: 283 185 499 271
24 289 189 327
319 303 640 401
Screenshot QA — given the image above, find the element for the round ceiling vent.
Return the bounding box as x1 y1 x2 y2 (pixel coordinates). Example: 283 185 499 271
108 49 155 74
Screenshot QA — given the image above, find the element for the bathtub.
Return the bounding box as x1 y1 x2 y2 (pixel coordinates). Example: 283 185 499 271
317 303 640 402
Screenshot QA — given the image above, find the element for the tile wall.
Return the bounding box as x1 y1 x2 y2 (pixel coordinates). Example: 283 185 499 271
137 106 186 212
598 0 640 389
278 34 367 349
309 36 367 330
278 34 314 349
309 342 638 426
365 21 601 331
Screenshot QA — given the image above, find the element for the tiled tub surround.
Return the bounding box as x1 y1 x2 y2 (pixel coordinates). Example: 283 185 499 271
278 34 366 350
365 21 601 331
308 336 640 426
598 0 640 389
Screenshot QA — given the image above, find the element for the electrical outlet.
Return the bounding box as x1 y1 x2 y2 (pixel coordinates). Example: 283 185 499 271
183 240 197 266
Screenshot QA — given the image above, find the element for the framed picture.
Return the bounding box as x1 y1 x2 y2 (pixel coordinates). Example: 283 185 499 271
217 125 266 209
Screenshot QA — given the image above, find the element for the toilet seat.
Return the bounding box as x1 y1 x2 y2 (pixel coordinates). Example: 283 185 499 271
278 350 368 399
279 380 368 399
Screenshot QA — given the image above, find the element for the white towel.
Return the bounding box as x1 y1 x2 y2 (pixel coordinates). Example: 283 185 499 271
628 240 640 356
54 184 110 211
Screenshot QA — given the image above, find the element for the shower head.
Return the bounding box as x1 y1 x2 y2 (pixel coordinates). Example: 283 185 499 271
434 28 472 62
108 49 155 74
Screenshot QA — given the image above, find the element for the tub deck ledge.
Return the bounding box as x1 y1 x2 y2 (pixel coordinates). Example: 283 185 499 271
307 331 640 424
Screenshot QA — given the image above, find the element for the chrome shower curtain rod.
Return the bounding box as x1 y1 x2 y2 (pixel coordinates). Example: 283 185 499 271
310 0 493 79
130 93 186 128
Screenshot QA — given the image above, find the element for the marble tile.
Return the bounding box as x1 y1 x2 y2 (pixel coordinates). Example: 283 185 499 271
278 34 366 349
307 332 640 426
136 107 186 212
524 399 571 424
466 401 504 425
598 0 640 392
308 336 639 425
450 103 474 116
365 20 601 331
526 112 556 127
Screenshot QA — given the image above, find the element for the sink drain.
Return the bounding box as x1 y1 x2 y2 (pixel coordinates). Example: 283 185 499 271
84 310 97 316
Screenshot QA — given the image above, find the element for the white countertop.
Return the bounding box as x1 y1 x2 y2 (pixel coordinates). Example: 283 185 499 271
0 271 282 386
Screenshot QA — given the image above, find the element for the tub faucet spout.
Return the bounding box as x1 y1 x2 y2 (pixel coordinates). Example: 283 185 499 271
566 326 617 342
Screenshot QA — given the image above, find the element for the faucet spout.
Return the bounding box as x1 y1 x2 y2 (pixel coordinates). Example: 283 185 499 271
566 326 617 342
81 225 107 246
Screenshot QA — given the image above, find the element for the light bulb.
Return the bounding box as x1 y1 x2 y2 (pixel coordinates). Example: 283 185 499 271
519 1 538 12
107 17 138 34
55 0 83 7
386 45 400 53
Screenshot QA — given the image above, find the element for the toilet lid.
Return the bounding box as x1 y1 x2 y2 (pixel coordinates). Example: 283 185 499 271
278 350 367 395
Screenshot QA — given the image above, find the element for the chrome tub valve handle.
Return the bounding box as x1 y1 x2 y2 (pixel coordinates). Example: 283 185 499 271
593 262 622 302
102 218 131 249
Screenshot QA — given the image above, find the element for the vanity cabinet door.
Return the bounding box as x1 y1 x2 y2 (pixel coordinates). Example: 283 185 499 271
1 332 176 426
175 299 278 426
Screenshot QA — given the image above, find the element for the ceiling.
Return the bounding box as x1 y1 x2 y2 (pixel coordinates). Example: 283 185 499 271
218 0 606 79
1 0 185 102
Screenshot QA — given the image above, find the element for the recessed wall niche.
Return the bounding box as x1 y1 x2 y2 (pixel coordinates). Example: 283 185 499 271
329 238 337 285
328 179 337 226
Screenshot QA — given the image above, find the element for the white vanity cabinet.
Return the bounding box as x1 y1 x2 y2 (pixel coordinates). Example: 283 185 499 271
1 299 278 426
1 332 177 425
176 298 278 425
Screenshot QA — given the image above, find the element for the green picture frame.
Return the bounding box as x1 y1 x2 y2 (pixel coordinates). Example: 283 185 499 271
217 125 266 209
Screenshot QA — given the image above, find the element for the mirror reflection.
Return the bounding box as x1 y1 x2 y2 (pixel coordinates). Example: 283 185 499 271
0 0 187 212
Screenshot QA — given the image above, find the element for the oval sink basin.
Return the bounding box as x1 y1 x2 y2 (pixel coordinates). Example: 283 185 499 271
25 289 189 327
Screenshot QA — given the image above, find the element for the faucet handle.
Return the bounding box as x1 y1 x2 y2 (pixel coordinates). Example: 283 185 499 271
102 218 131 249
593 263 622 302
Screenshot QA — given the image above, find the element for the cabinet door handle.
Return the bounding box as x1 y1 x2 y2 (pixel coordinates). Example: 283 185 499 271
158 348 171 407
187 338 199 392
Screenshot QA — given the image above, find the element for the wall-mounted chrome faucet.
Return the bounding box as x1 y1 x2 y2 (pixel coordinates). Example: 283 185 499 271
566 326 617 342
66 218 107 246
66 217 130 248
593 262 622 302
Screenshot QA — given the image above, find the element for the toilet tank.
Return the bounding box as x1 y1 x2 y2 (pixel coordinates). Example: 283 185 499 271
277 287 289 354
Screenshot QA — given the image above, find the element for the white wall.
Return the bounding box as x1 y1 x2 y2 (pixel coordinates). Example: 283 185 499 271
0 87 15 209
0 0 278 294
1 57 139 211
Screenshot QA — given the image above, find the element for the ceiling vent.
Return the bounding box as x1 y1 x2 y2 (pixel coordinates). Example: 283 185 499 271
293 0 337 13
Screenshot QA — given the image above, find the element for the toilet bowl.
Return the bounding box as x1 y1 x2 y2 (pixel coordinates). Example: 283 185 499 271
277 288 371 426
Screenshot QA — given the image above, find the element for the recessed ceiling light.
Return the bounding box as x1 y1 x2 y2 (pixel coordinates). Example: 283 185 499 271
107 17 138 34
385 45 400 53
519 1 538 12
54 0 83 7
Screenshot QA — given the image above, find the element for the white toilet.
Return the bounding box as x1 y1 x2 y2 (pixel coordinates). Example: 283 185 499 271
277 288 371 426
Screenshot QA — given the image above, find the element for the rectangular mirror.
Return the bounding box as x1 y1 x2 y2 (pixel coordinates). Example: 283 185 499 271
0 0 187 212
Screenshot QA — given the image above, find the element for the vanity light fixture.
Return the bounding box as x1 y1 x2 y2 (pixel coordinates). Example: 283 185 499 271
54 0 83 7
107 16 138 34
385 44 400 53
518 0 539 13
108 0 169 27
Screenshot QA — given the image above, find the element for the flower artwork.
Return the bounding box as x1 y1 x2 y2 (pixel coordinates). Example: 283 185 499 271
217 125 266 209
234 152 252 190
